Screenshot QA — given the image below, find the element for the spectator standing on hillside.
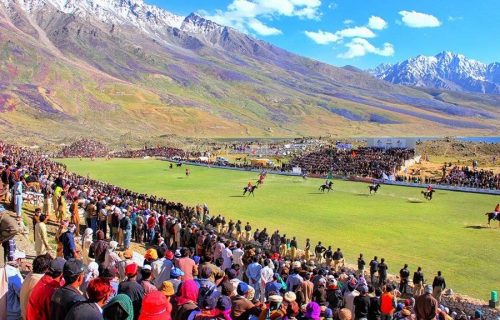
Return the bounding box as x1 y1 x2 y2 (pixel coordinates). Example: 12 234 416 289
35 214 52 256
304 238 311 261
357 254 366 276
415 285 438 320
377 258 388 287
369 257 379 285
432 271 446 302
60 224 78 260
244 222 252 241
333 248 344 271
380 285 396 320
315 241 326 263
413 267 425 297
399 264 410 294
13 176 24 218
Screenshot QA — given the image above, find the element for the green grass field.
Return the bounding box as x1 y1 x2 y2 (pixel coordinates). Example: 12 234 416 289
59 158 500 299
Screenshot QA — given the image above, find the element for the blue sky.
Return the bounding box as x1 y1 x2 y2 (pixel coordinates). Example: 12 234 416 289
153 0 499 69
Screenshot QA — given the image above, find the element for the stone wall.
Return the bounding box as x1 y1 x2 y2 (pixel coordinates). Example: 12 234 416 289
440 294 499 320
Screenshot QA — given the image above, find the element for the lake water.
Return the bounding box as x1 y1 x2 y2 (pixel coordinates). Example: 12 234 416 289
456 137 500 143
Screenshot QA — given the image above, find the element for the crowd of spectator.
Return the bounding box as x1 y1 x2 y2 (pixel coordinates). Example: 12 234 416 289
289 147 415 179
111 147 187 159
1 141 485 320
58 139 109 158
440 165 500 190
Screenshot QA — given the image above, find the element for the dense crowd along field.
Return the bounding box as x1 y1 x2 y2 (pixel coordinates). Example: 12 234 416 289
59 158 500 300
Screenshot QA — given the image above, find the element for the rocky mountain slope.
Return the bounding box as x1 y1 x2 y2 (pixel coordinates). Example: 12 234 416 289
1 0 499 143
370 52 500 94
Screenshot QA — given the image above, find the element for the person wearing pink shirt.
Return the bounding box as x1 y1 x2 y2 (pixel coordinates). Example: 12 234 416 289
175 248 198 281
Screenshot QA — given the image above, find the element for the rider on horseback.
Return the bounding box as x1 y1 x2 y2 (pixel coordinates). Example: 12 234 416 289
427 185 433 192
494 203 500 219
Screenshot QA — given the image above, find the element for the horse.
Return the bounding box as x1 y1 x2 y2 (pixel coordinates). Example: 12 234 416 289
485 212 500 227
243 185 258 196
256 179 264 186
176 162 182 167
421 190 435 200
319 181 333 192
369 184 381 194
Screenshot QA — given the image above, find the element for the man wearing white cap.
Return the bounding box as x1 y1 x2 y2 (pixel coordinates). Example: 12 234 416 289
5 250 25 319
415 285 438 320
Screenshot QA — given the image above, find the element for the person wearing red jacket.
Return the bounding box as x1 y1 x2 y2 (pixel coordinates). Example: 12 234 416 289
26 257 65 320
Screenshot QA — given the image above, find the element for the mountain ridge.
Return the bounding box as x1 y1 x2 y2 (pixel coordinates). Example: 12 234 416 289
369 51 500 94
0 0 499 143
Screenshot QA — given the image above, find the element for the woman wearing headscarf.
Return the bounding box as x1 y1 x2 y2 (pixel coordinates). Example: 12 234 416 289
104 241 122 269
81 262 99 292
103 294 134 320
82 227 94 265
174 279 199 320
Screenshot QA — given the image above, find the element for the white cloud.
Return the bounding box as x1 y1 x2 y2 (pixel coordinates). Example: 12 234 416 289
337 26 375 38
343 19 354 25
338 38 394 59
305 25 375 44
399 10 441 28
368 16 388 30
304 30 339 44
207 0 322 36
327 2 337 10
448 16 463 22
248 19 283 35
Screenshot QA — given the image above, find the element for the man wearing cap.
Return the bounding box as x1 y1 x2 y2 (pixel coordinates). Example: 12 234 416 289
231 282 262 320
51 259 86 320
5 250 25 320
139 265 158 294
118 263 145 320
27 257 65 320
415 285 438 320
168 267 184 294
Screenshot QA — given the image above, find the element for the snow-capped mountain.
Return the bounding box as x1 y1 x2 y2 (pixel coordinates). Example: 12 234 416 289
370 52 500 94
1 0 185 36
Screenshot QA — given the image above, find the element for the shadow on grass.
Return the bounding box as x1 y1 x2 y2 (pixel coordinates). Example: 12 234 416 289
229 195 246 198
464 225 489 229
307 192 326 195
357 193 370 197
